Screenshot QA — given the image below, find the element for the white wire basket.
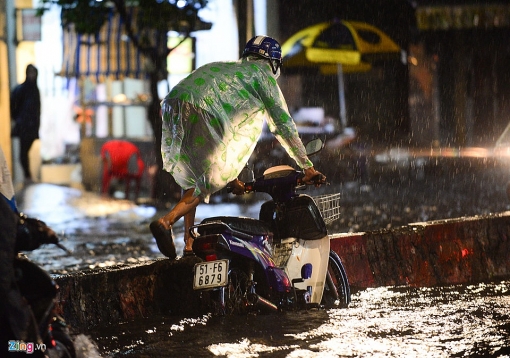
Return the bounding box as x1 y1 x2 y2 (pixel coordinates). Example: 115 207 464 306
313 193 341 224
272 241 294 268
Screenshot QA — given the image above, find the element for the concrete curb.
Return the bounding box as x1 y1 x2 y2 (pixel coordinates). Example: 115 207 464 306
55 213 510 331
331 213 510 288
55 255 204 331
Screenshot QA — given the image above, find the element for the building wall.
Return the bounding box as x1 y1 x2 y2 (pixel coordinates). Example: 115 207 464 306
414 3 510 147
0 40 11 171
408 42 440 147
0 0 11 171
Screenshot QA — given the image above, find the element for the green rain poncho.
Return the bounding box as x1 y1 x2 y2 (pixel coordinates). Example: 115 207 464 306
161 57 313 203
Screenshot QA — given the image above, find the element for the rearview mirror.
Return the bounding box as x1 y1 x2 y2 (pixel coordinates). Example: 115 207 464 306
305 138 324 156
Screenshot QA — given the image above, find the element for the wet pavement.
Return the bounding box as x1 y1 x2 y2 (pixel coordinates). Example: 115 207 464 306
16 183 162 274
15 183 265 275
16 153 510 276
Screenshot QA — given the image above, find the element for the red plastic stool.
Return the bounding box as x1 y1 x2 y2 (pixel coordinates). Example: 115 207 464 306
100 140 145 200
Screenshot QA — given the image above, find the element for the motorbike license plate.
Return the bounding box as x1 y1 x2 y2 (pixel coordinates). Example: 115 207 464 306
193 260 229 290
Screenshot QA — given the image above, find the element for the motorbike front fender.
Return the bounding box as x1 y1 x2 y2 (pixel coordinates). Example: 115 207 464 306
285 235 330 304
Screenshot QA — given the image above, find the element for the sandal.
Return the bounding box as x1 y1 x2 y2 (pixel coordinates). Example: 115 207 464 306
183 250 195 257
149 220 177 260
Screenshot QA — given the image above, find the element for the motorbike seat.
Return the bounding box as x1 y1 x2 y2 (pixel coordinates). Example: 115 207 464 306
200 216 273 238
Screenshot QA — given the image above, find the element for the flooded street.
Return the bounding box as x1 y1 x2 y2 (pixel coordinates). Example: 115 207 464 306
90 280 510 357
14 156 510 357
17 156 510 276
7 0 510 356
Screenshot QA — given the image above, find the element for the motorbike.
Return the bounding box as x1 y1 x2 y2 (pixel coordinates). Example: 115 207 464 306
6 217 76 358
190 138 351 315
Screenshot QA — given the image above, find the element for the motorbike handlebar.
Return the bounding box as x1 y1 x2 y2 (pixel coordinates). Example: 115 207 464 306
16 214 72 254
227 170 327 196
226 180 253 194
41 230 72 254
298 173 327 186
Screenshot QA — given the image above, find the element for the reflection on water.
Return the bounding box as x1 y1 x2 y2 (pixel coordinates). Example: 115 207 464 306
90 280 510 357
287 282 510 357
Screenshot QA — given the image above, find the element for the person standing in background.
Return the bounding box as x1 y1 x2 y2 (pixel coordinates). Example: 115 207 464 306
10 64 41 182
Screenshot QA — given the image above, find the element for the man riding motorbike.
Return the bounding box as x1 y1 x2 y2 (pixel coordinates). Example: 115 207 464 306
150 35 326 259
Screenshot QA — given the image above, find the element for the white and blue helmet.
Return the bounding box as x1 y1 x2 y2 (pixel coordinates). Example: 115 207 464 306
242 35 282 75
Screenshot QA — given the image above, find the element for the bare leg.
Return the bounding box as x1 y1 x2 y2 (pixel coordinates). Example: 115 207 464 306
183 206 197 252
158 188 200 252
159 189 200 226
19 137 34 180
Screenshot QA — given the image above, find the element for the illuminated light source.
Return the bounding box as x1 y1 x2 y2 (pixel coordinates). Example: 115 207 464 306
205 254 217 261
197 242 213 250
112 93 128 103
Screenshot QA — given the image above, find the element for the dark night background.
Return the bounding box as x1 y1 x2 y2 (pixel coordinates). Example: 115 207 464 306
277 0 415 144
274 0 510 147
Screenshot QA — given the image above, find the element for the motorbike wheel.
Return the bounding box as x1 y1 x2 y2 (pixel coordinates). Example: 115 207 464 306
223 267 250 315
46 330 76 358
321 250 351 308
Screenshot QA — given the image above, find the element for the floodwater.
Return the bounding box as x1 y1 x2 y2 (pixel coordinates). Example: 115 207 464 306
89 280 510 357
14 155 510 357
